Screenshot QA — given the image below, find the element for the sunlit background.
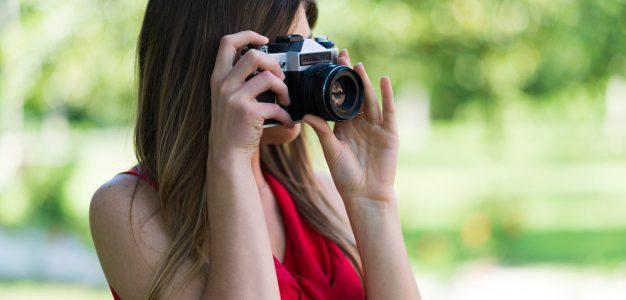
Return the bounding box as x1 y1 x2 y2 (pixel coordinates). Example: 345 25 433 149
1 0 626 299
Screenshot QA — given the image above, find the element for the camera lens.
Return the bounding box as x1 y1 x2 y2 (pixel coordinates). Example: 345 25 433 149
300 64 364 121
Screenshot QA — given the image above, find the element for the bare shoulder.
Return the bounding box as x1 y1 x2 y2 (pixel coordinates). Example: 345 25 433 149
314 171 351 229
89 174 204 299
89 173 161 228
89 173 166 253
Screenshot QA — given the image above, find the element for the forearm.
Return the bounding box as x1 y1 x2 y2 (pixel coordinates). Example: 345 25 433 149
345 196 420 300
203 153 280 299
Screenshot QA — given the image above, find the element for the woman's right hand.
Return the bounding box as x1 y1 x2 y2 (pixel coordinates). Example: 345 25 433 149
208 30 293 160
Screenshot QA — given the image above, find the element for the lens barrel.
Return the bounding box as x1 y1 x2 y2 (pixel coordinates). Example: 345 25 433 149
300 64 364 121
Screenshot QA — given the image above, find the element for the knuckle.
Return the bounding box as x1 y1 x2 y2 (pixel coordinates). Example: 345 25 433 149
220 35 233 45
218 84 230 97
271 103 282 112
260 70 274 80
226 94 238 103
272 105 288 120
267 71 280 80
242 106 258 119
271 60 283 70
210 75 221 87
277 77 288 89
246 50 263 62
274 78 288 93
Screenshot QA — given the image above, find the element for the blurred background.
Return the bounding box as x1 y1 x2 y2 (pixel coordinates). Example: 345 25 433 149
1 0 626 299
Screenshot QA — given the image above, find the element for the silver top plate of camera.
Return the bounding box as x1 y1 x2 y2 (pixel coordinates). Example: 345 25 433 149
265 38 339 72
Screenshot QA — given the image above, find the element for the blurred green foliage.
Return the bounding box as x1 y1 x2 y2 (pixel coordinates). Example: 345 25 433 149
318 0 626 119
24 163 76 231
1 0 145 128
2 0 625 126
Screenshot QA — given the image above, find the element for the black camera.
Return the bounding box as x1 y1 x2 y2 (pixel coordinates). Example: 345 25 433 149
246 34 365 127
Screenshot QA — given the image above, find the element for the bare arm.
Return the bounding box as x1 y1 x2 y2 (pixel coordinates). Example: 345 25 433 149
202 157 278 299
202 30 294 299
304 50 420 299
345 197 418 300
316 174 418 300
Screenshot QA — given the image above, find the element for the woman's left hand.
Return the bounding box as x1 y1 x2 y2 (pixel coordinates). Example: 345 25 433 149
304 50 399 211
307 52 421 299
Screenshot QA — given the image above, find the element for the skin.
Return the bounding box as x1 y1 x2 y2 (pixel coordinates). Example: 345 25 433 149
89 5 420 300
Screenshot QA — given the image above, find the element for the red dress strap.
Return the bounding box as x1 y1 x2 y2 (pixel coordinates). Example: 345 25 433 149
121 165 158 189
110 286 121 300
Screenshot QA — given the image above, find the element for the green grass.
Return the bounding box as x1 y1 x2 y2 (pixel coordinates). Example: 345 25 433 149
391 111 626 268
403 228 626 269
0 281 109 300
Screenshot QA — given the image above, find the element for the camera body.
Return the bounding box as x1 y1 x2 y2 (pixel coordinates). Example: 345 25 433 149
246 34 364 127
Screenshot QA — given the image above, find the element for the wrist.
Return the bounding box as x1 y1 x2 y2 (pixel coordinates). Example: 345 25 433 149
207 145 250 171
206 152 254 191
205 149 256 207
344 196 403 250
344 195 399 222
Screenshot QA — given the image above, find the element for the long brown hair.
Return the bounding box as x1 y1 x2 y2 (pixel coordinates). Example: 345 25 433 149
133 0 361 298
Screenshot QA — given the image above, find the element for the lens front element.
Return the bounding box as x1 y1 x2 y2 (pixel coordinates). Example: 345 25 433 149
331 81 346 107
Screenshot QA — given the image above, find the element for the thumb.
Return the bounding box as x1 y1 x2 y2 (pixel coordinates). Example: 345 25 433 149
303 114 343 160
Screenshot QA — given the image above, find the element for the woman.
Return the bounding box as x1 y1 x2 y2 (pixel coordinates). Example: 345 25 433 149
89 0 420 299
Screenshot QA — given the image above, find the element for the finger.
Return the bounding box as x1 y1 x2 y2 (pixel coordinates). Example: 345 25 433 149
255 102 294 128
353 62 382 124
212 31 269 84
380 76 397 133
226 49 285 87
303 113 344 153
338 49 352 67
235 71 290 106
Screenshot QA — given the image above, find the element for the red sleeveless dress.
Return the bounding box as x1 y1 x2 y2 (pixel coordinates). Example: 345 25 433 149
108 166 365 299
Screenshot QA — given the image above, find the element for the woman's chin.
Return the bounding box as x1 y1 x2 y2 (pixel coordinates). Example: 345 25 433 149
260 123 302 145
